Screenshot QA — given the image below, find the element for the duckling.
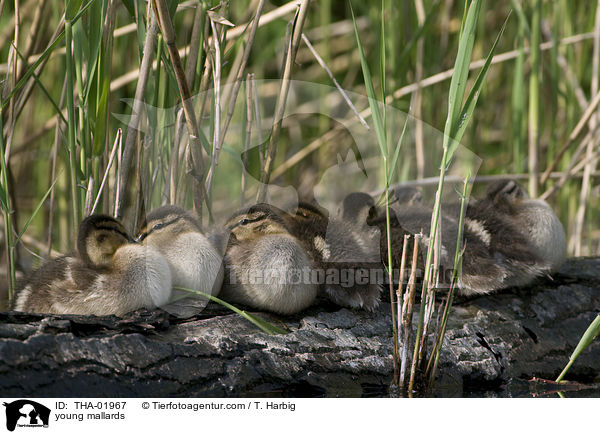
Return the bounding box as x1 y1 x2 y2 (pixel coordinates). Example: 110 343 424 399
488 180 565 271
466 180 566 278
220 204 318 315
10 215 172 316
136 206 224 316
284 200 382 311
338 186 553 296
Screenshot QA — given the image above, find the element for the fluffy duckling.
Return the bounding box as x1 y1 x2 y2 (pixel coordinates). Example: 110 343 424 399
11 215 172 316
486 180 566 271
136 206 224 314
465 180 566 282
285 201 382 311
220 204 318 315
340 181 565 296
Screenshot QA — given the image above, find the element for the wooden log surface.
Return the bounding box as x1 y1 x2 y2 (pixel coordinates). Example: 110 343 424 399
1 258 599 397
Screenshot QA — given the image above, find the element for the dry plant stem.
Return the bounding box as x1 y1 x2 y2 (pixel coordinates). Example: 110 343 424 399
528 0 541 197
91 129 121 215
401 234 421 390
250 74 264 167
205 18 223 196
241 75 253 205
115 5 158 221
20 0 48 80
258 0 310 202
301 32 368 129
169 110 185 205
419 217 441 369
541 130 598 200
184 2 206 89
84 178 95 216
152 0 210 220
11 0 19 81
46 74 67 254
395 234 410 386
109 1 302 93
207 0 265 195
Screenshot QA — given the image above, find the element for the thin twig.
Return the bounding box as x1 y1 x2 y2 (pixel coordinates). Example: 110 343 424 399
402 233 421 390
91 129 121 215
241 74 253 206
152 0 209 221
301 32 369 129
184 2 206 89
395 233 410 386
257 0 310 202
115 4 158 222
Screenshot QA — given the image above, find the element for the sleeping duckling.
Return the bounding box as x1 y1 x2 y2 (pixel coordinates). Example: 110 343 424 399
11 215 172 316
285 200 382 311
481 179 566 272
464 180 566 287
340 181 565 295
136 206 224 315
220 204 318 315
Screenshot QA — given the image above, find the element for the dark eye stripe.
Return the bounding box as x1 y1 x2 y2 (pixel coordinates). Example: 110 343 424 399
228 213 265 230
137 216 182 241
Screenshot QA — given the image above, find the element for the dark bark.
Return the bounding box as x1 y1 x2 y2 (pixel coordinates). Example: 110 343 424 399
1 258 599 397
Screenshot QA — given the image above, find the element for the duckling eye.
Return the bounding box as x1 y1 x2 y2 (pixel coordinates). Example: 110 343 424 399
152 222 166 231
97 234 106 243
240 218 250 225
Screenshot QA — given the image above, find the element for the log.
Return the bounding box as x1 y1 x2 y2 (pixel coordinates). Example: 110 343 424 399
1 258 599 397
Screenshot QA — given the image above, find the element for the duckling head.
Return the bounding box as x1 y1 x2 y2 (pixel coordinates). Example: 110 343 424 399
77 215 133 269
137 205 202 244
486 179 528 203
136 205 224 308
391 186 423 205
339 192 378 226
225 204 290 242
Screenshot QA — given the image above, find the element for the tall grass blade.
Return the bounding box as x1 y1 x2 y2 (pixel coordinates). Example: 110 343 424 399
387 115 409 184
350 2 387 158
556 314 600 382
452 13 510 148
444 0 482 151
175 287 288 335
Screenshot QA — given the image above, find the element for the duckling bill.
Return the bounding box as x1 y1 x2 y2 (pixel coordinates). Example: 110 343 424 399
11 215 172 316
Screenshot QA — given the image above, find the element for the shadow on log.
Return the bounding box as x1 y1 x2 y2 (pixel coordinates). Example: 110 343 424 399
1 258 599 397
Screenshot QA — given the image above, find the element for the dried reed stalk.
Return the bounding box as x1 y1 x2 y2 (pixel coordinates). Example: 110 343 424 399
115 4 158 222
401 233 421 390
152 0 209 221
258 0 310 202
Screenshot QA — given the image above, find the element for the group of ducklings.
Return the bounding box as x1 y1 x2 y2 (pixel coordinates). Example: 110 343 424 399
10 179 566 317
